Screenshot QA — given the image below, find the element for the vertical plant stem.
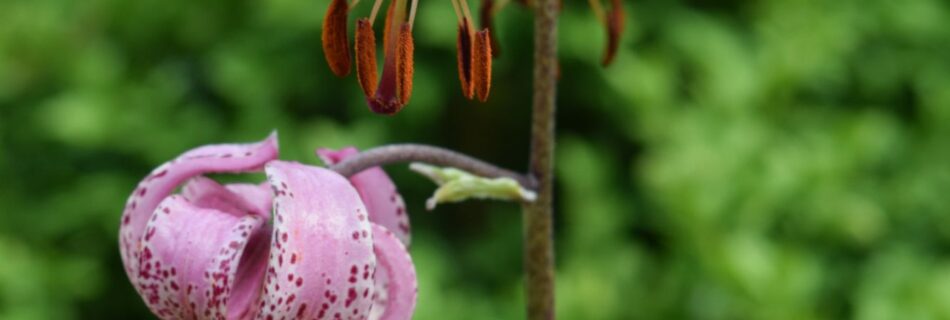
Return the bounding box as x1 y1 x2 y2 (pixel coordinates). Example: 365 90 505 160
524 0 557 317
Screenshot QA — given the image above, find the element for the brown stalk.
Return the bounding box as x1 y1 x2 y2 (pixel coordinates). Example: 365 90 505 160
524 0 558 316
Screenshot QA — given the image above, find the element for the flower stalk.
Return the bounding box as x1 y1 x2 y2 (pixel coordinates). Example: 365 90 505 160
523 0 558 317
328 144 533 189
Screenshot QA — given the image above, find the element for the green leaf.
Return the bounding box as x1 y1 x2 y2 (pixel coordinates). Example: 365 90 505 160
409 163 536 210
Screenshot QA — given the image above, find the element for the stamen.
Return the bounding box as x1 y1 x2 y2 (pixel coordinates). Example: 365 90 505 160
350 0 361 10
355 18 379 97
602 0 623 66
451 0 464 22
473 29 492 102
369 0 385 25
395 23 414 106
459 0 475 27
456 19 474 99
361 0 412 115
322 0 352 77
408 0 419 30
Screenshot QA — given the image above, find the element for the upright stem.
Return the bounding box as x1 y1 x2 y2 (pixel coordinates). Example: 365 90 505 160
524 0 558 317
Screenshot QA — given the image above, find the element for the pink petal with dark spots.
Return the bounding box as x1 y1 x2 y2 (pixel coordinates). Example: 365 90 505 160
138 195 271 320
368 223 417 320
183 176 272 220
225 182 275 219
255 161 376 319
119 132 279 283
317 147 412 246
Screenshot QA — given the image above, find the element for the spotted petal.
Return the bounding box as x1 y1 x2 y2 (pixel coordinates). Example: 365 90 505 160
136 194 271 320
255 161 377 319
368 223 417 320
222 182 275 220
318 147 411 246
120 133 279 289
183 176 273 220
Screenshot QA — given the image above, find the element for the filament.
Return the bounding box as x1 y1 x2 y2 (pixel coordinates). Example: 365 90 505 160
451 0 463 23
408 0 419 30
370 0 386 25
459 0 474 26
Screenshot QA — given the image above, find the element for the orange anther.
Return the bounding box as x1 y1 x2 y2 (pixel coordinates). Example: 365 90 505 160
322 0 352 77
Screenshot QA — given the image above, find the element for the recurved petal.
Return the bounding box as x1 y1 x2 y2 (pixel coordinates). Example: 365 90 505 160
256 161 376 319
183 177 271 220
224 182 275 220
136 195 271 320
120 133 279 282
317 147 411 246
368 223 417 320
322 0 352 77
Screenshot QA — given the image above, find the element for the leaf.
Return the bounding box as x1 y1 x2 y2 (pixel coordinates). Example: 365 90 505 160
409 163 536 210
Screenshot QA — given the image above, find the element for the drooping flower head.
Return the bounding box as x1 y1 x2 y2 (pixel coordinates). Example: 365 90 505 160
119 133 417 319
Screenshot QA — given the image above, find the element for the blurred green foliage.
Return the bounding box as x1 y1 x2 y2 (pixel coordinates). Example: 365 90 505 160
2 0 950 319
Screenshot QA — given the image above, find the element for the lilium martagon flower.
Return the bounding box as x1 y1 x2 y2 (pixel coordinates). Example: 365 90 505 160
119 132 417 320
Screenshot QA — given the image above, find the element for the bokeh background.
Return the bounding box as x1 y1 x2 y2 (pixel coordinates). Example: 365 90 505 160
2 0 950 318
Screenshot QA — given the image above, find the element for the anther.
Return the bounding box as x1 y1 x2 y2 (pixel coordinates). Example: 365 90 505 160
456 18 475 99
322 0 351 77
473 29 492 102
408 0 419 30
355 18 378 97
395 23 414 106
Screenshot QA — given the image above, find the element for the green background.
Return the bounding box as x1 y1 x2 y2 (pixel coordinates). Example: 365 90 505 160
2 0 950 318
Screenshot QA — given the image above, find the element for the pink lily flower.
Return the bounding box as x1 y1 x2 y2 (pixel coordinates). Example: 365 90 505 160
118 133 417 320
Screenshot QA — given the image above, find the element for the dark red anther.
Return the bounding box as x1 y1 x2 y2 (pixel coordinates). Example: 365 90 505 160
456 19 475 99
